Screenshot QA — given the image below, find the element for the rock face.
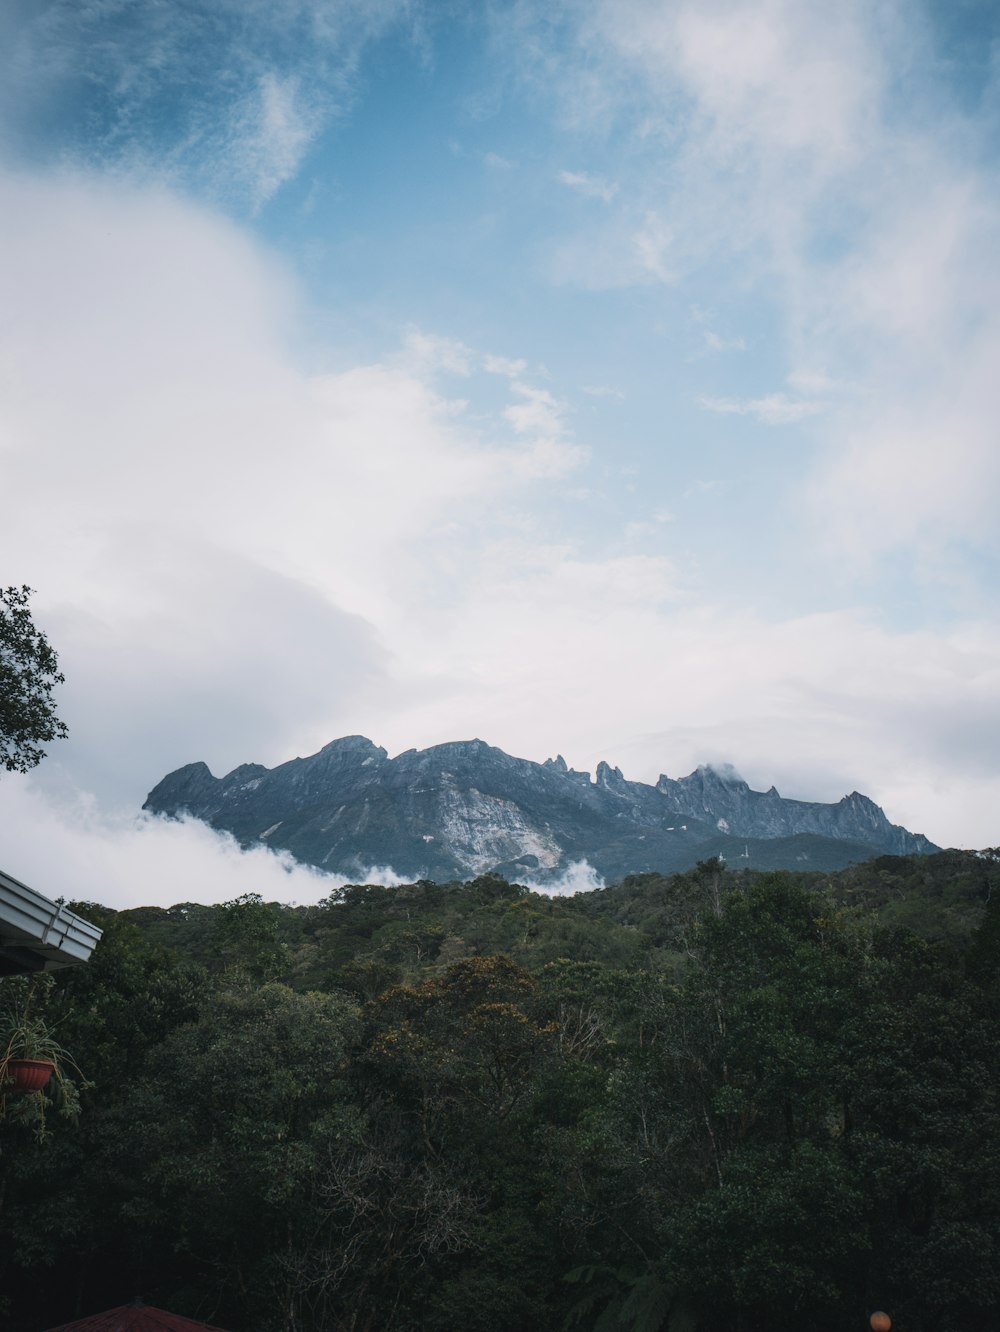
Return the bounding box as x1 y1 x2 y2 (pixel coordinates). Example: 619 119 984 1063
143 738 938 883
655 764 927 856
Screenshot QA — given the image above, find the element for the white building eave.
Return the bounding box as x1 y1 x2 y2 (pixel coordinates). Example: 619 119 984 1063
0 867 103 976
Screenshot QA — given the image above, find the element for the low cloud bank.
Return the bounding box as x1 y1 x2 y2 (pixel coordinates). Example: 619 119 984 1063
0 779 410 911
0 777 613 911
525 859 606 897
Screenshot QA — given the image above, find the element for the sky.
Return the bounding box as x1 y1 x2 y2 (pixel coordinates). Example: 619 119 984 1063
1 0 999 907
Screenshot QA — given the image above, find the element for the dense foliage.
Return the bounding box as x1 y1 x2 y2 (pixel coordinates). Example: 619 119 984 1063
0 585 68 774
2 852 998 1331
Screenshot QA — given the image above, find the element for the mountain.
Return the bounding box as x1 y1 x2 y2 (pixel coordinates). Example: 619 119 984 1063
142 736 938 883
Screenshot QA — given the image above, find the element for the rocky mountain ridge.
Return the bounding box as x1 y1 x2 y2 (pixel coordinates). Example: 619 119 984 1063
143 736 938 883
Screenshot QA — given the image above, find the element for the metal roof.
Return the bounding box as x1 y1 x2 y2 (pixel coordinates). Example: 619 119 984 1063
44 1302 230 1331
0 867 102 976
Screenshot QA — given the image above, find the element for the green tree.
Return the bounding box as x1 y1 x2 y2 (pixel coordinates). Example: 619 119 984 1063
208 892 286 982
107 982 362 1330
0 585 68 773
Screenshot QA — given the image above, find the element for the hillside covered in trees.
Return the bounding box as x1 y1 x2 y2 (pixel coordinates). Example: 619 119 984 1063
2 851 999 1332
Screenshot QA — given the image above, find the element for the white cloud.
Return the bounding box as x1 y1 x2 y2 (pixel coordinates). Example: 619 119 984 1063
483 353 528 378
0 780 409 911
500 379 587 476
667 0 881 165
231 72 324 209
504 383 565 437
3 2 1000 902
524 859 606 896
0 0 412 208
702 330 746 353
33 542 387 810
0 168 586 822
1 149 996 896
402 328 475 376
699 393 827 425
546 206 677 292
806 171 1000 561
376 585 1000 848
563 0 884 190
500 2 1000 555
807 358 1000 563
785 369 842 396
558 169 617 203
632 210 675 283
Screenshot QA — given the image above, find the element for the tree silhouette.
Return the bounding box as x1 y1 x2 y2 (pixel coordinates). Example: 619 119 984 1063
0 585 68 773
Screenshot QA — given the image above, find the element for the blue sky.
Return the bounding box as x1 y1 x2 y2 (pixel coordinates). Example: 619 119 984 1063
1 0 999 904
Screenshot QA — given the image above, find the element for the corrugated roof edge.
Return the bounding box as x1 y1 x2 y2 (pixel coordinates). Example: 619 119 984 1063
0 867 103 974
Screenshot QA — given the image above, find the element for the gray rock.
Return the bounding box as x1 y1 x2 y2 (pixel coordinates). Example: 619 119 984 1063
143 740 938 882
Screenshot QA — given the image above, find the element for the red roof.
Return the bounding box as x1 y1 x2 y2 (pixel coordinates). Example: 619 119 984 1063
44 1303 231 1332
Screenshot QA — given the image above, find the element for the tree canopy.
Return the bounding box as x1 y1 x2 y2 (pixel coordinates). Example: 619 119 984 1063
1 855 998 1331
0 584 68 773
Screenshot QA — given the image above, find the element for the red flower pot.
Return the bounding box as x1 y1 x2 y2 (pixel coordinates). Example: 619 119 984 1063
5 1058 55 1094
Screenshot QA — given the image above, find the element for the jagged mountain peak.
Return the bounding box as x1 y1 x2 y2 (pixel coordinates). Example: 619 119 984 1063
143 735 939 883
225 762 269 780
424 737 495 757
319 734 386 756
695 761 747 787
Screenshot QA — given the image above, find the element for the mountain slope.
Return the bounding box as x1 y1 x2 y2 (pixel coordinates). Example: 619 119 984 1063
143 736 938 882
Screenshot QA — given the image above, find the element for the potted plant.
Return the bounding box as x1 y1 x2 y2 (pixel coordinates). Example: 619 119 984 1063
2 1016 62 1093
0 975 85 1132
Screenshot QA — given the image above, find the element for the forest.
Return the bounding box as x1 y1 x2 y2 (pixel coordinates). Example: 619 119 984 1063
1 851 998 1332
